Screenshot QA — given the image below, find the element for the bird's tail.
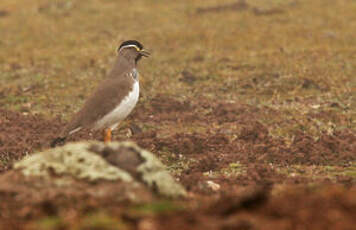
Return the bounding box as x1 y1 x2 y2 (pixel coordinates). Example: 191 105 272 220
50 136 67 148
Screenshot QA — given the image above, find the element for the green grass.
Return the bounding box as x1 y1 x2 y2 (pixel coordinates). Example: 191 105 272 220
276 164 356 181
33 216 67 230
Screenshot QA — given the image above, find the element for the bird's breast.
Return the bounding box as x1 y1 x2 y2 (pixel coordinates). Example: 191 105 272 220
94 80 139 130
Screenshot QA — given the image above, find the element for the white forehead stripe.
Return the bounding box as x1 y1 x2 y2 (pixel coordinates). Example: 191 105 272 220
118 44 141 52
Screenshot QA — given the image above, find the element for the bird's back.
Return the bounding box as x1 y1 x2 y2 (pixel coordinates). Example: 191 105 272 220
60 59 135 137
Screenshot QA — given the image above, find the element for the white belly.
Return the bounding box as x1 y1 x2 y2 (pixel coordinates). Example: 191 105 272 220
94 81 139 130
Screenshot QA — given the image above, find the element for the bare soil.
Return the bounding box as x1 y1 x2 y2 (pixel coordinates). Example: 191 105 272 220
0 96 355 229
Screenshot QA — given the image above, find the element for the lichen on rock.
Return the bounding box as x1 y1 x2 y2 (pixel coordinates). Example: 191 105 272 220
14 141 187 198
135 144 187 197
90 141 187 197
14 142 133 182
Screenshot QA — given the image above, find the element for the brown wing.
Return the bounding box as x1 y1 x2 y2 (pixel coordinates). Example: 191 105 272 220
61 73 134 137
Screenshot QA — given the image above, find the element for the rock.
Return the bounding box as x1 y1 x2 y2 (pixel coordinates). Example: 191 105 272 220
14 142 133 182
14 141 187 198
206 180 221 191
88 141 187 197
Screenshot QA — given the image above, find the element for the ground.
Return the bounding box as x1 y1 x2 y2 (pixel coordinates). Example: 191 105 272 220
0 0 355 229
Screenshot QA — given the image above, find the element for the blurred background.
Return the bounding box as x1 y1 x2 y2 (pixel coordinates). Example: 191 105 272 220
0 1 355 229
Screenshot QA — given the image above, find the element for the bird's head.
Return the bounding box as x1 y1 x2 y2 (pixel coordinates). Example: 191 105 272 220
117 40 150 64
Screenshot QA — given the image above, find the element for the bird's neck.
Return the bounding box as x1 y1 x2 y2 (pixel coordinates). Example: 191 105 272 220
120 50 139 65
108 56 136 79
118 54 136 67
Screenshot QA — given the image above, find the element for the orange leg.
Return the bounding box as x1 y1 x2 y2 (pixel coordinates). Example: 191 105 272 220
104 128 112 143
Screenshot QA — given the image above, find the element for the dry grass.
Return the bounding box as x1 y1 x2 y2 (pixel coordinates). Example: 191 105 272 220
0 0 355 147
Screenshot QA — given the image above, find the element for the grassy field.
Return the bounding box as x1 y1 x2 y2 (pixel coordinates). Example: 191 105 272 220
1 0 355 121
0 0 355 229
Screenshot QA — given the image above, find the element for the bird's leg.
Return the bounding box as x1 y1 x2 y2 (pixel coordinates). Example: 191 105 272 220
104 128 112 143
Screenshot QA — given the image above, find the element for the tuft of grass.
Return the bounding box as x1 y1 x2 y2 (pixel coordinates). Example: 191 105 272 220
276 164 356 181
32 216 67 230
129 201 184 216
344 163 356 178
78 212 130 230
203 162 247 178
221 162 247 176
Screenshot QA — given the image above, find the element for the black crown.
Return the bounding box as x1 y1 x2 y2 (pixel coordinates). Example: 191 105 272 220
119 40 144 50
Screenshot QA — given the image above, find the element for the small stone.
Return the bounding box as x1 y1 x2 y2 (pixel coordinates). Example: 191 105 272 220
206 180 220 191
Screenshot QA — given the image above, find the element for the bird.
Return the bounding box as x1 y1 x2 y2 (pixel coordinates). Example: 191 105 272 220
51 40 150 147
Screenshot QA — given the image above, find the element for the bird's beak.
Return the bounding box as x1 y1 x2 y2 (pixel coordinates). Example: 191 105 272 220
139 49 150 57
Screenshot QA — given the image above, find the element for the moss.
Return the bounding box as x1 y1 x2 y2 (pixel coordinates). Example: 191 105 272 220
130 201 184 216
220 162 247 177
34 216 67 230
14 142 133 182
79 212 130 230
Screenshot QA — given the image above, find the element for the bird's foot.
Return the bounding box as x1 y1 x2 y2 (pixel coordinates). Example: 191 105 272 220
104 128 112 143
